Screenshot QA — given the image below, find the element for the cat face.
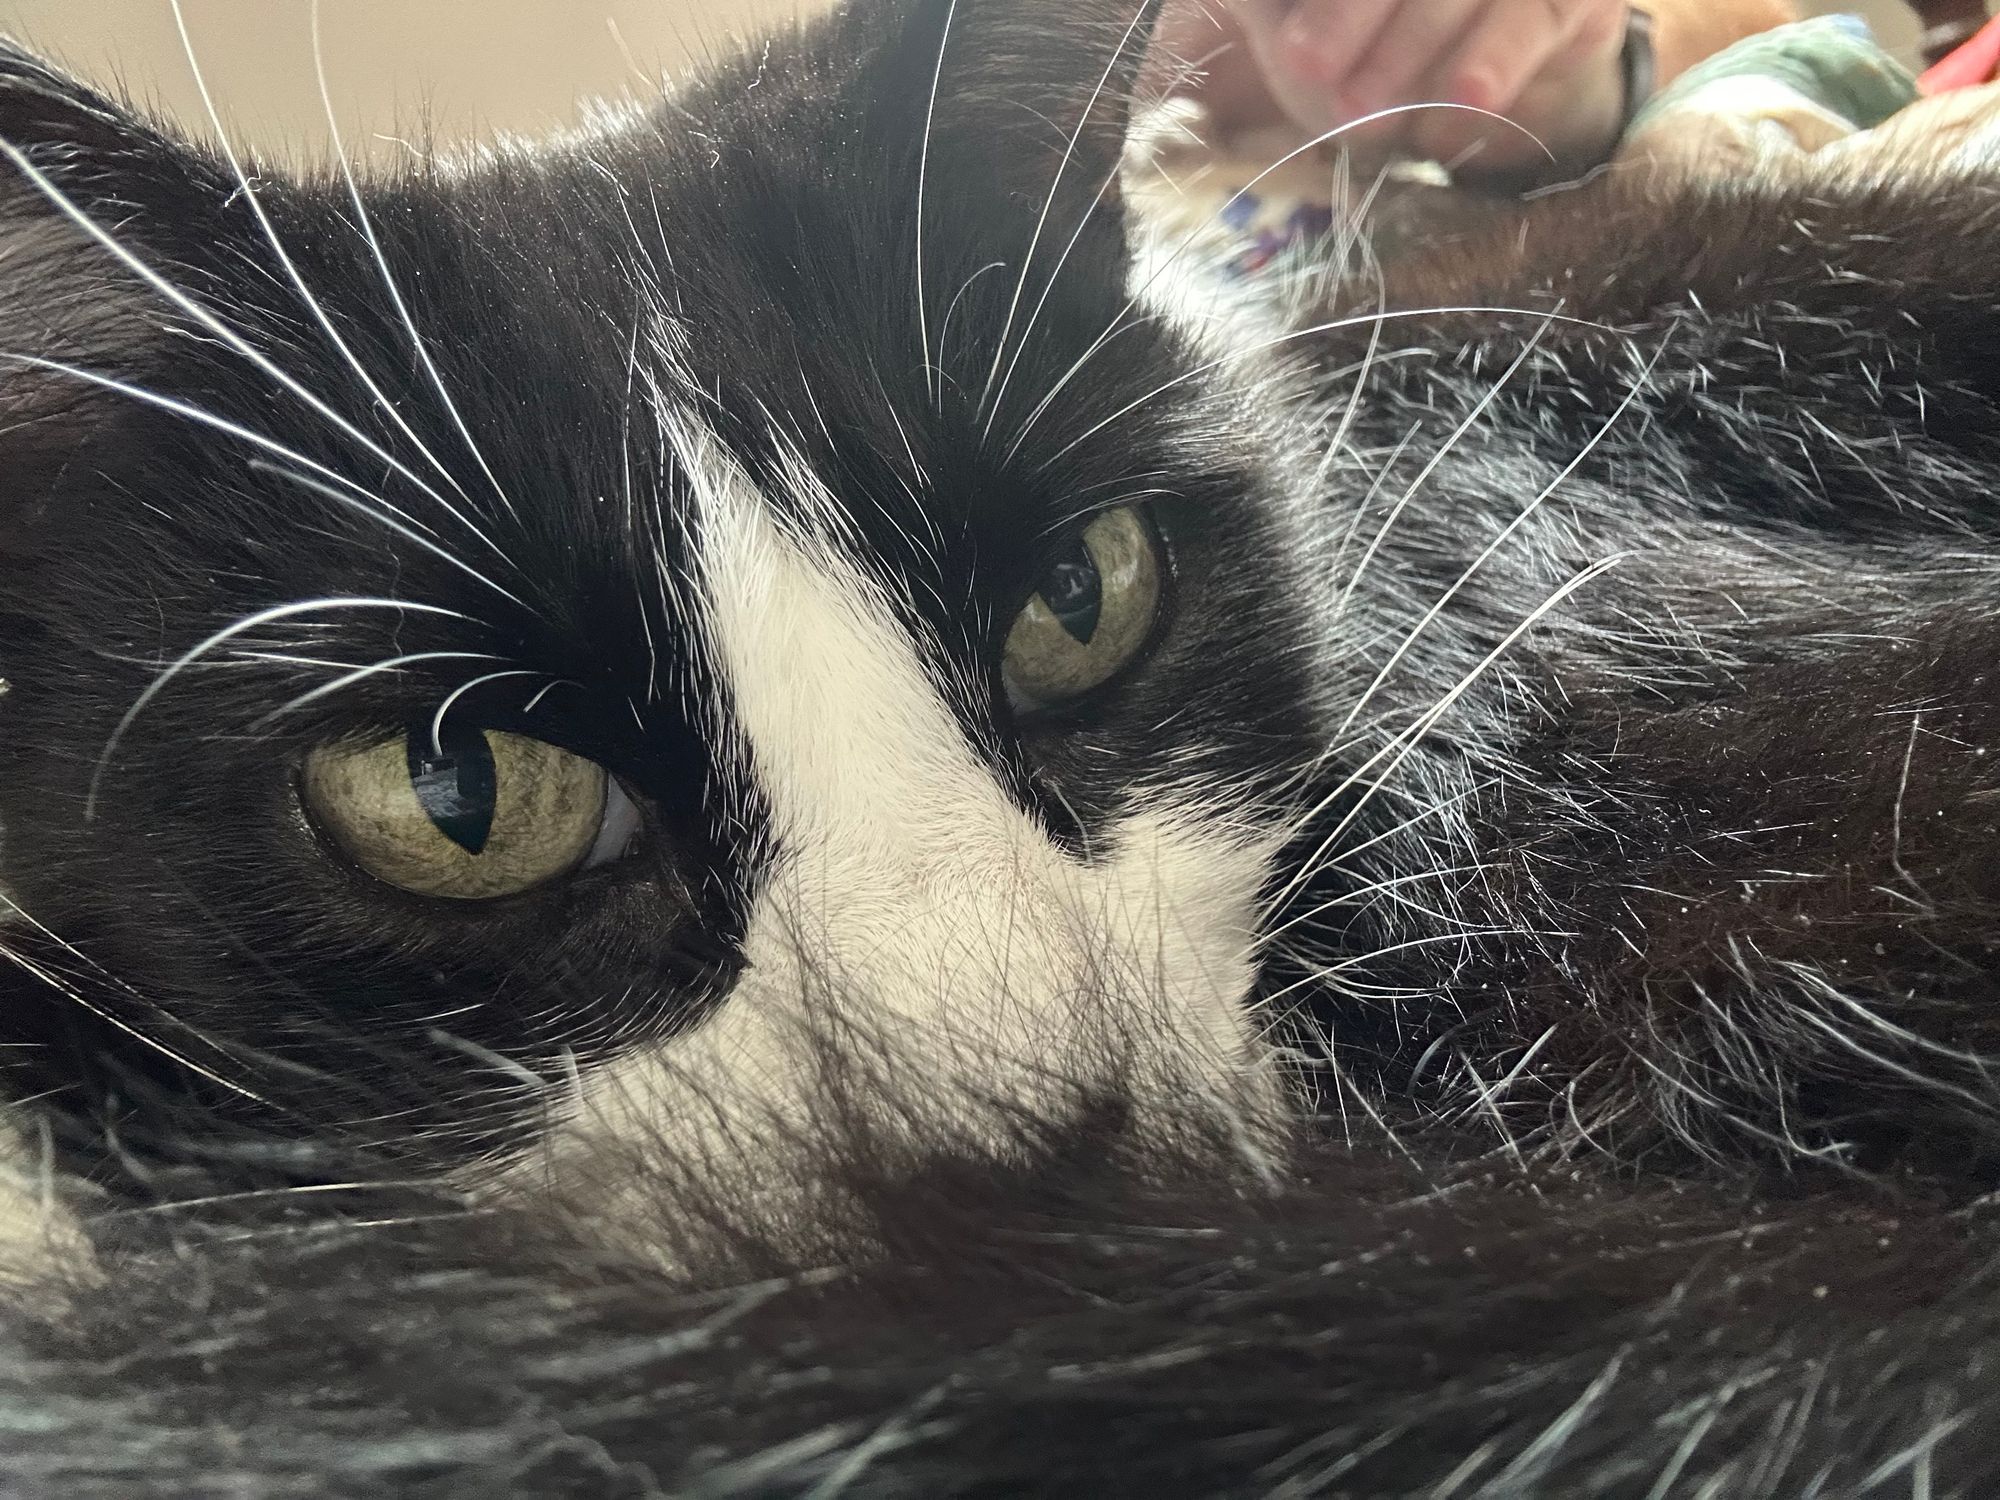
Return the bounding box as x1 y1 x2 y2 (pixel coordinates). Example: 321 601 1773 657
0 0 1335 1234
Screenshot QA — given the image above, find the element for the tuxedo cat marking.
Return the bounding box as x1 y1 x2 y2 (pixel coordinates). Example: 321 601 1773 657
6 0 2000 1492
0 0 1324 1245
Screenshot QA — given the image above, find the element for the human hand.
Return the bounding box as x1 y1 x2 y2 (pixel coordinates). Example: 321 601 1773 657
1157 0 1634 179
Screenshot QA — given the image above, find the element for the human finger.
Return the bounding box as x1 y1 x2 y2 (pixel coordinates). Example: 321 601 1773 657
1235 0 1404 143
1413 0 1626 168
1339 0 1492 129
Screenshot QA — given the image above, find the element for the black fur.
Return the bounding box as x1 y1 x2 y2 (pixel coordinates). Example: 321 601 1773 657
12 1150 1994 1497
2 0 2000 1492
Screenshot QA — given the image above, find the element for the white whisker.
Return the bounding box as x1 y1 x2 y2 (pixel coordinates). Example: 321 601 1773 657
251 651 509 728
0 352 524 608
0 136 500 553
310 0 525 523
1321 422 1419 619
1333 314 1558 626
1315 272 1391 498
247 460 528 607
1026 304 1619 469
426 669 551 755
1333 327 1675 740
0 912 274 1109
527 679 589 718
1262 864 1501 946
87 597 473 819
981 164 1121 443
170 1 485 518
1268 554 1630 918
1279 779 1488 885
933 259 1006 388
1260 930 1531 1008
976 0 1155 428
1008 103 1554 455
913 0 961 407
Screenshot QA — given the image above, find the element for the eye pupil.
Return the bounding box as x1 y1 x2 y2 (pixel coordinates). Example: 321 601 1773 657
1040 541 1103 646
406 724 498 856
1001 505 1163 713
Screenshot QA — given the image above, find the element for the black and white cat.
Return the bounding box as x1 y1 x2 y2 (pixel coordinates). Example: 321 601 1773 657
2 0 1999 1492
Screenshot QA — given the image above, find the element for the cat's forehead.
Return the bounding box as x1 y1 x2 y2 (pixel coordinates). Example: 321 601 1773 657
198 113 1211 659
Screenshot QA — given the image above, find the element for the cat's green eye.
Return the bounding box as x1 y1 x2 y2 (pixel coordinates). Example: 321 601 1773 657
303 727 628 901
1003 506 1164 711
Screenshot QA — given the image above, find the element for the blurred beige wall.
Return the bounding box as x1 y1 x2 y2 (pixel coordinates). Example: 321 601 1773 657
0 1 1945 158
1836 0 1924 53
0 1 829 158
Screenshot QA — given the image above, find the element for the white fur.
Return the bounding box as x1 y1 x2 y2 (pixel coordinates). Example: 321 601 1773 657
0 877 92 1286
0 1107 92 1296
505 424 1284 1251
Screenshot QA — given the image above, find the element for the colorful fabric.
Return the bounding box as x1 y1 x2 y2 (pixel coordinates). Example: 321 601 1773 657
1630 16 1917 136
1921 14 2000 93
1217 191 1337 275
1183 14 1923 284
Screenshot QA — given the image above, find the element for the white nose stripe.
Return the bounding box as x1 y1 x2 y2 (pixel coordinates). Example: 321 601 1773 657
698 472 1024 868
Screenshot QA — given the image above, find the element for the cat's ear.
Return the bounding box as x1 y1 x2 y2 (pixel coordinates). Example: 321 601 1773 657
0 45 207 490
850 0 1165 403
0 43 229 553
0 43 160 166
870 0 1165 223
0 41 202 327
